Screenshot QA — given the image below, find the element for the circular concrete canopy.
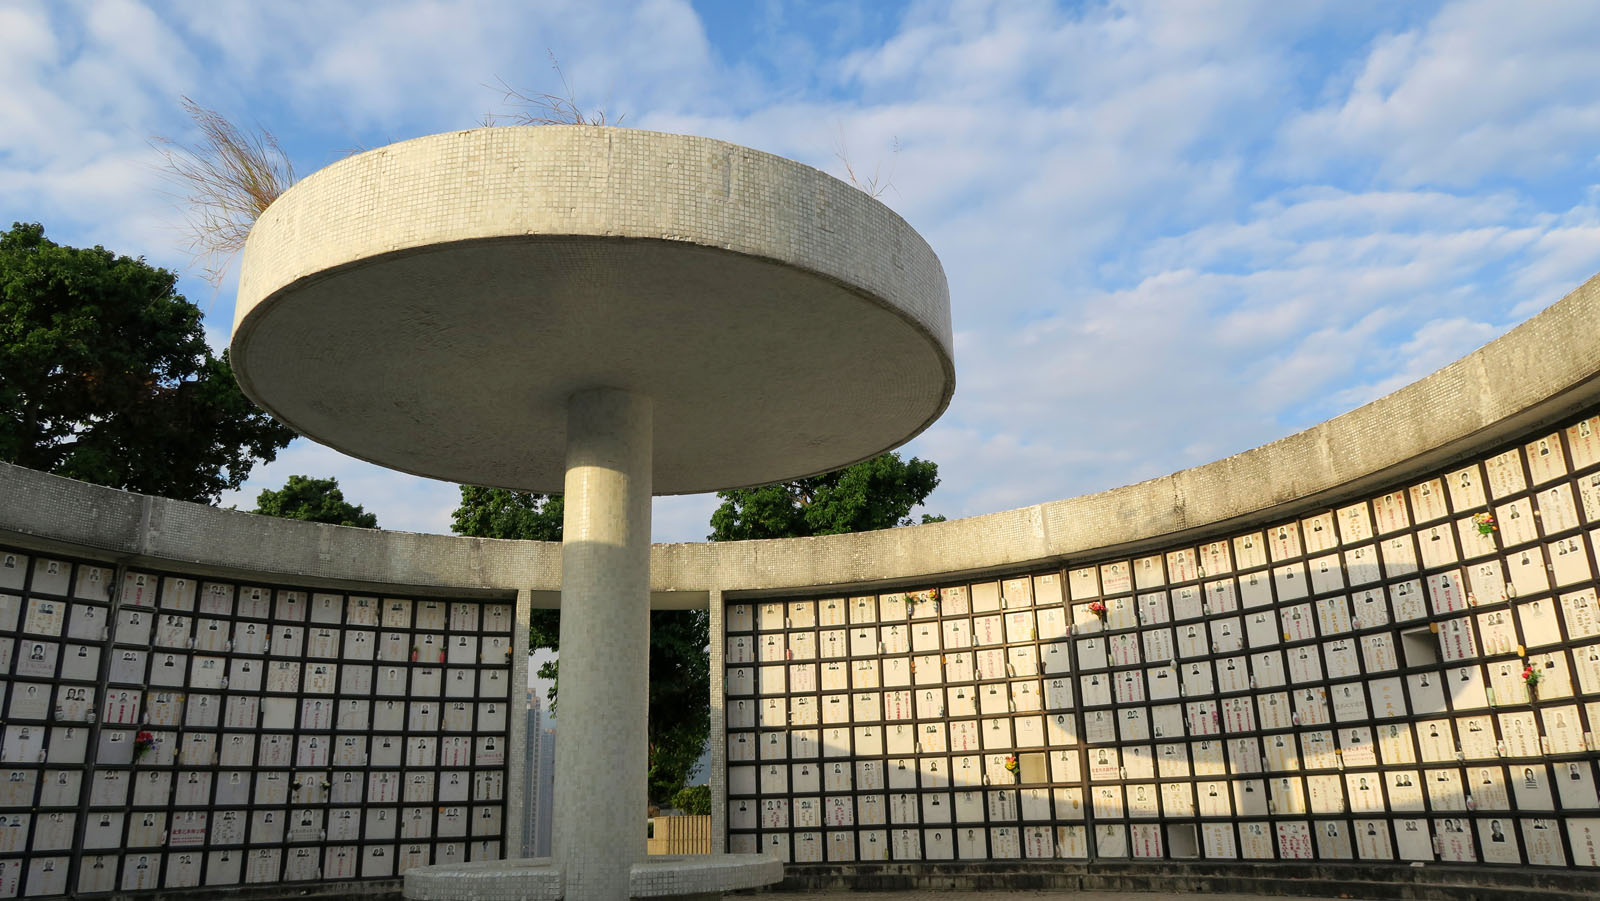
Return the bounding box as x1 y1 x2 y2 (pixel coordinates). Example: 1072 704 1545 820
231 126 953 495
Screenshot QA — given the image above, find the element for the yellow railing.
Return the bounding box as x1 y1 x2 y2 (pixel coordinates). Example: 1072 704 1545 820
646 815 712 855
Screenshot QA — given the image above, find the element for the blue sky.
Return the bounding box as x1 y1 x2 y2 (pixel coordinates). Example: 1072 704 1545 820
6 0 1600 545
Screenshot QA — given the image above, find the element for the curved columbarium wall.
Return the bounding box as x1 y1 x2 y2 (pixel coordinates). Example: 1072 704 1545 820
723 412 1600 866
2 271 1600 896
715 271 1600 884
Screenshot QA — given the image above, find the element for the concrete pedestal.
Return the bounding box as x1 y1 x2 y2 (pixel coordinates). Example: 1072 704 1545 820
551 388 653 900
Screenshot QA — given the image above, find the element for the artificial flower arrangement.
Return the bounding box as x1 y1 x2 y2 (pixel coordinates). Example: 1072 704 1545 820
1523 662 1543 690
1473 512 1498 535
1003 754 1020 780
133 731 159 762
1087 601 1107 618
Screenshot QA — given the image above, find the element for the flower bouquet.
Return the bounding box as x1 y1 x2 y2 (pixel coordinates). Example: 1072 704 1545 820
1473 512 1497 536
133 731 159 762
1523 662 1542 699
1004 753 1020 781
1087 601 1107 619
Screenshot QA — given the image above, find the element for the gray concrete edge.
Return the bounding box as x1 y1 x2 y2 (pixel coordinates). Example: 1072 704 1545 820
708 586 728 852
505 587 533 858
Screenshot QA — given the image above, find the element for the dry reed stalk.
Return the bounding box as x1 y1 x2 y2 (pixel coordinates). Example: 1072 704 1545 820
480 52 624 127
153 96 296 287
835 130 899 199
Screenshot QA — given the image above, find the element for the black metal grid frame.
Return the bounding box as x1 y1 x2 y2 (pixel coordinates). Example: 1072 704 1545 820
0 551 515 897
723 408 1600 869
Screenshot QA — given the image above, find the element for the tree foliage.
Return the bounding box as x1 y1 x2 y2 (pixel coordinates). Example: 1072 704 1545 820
449 485 709 804
253 475 377 528
670 784 711 816
645 609 710 803
0 222 296 502
451 485 563 542
707 451 943 541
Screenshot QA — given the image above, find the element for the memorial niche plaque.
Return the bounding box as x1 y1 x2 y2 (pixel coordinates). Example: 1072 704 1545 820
0 547 516 895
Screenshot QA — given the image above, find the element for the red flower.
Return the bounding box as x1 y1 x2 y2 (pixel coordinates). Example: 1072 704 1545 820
132 730 158 762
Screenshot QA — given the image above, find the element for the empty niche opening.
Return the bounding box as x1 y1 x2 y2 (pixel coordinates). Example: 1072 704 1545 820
1019 752 1048 783
1400 628 1440 667
1166 824 1200 858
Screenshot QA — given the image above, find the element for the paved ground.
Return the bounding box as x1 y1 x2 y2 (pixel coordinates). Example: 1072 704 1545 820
764 894 1348 900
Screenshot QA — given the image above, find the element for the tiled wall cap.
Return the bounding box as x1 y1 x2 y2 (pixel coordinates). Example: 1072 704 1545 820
401 855 781 900
629 853 785 897
404 858 563 901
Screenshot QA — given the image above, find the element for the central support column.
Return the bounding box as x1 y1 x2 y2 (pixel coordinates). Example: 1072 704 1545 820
552 388 653 901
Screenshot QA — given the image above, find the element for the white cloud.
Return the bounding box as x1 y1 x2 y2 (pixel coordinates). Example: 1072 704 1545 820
161 0 716 132
907 169 1600 524
1277 0 1600 187
11 0 1600 546
1502 202 1600 318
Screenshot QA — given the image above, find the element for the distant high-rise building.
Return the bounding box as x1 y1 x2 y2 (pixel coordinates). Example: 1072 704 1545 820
524 692 540 856
536 724 555 856
524 692 556 857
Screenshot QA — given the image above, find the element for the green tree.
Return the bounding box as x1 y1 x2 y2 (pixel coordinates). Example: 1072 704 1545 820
253 475 378 528
670 784 711 816
644 611 711 803
450 485 710 805
707 451 943 540
452 485 563 542
0 222 296 502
